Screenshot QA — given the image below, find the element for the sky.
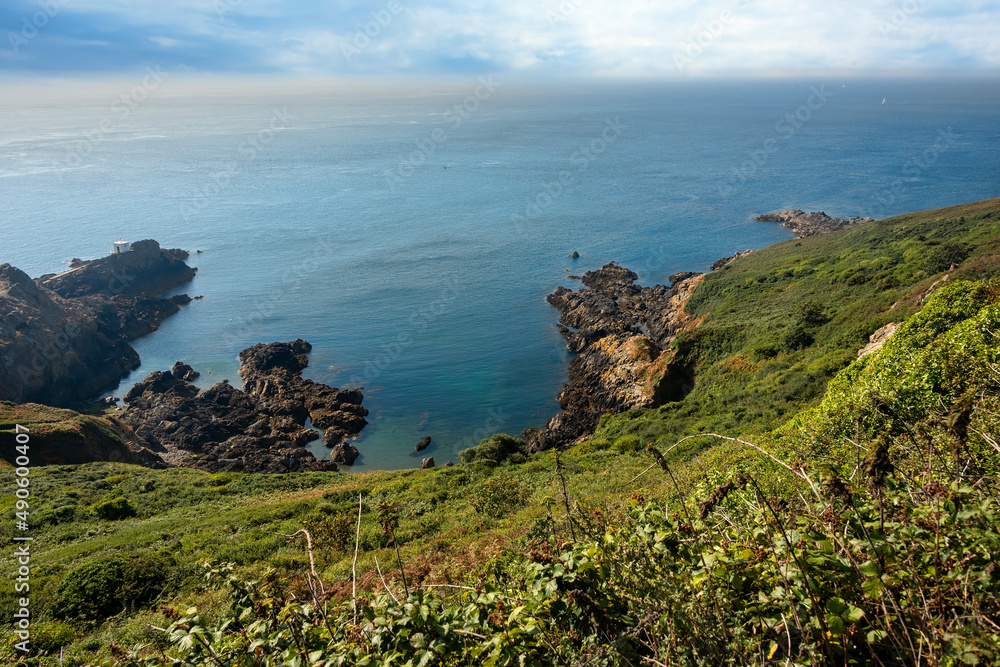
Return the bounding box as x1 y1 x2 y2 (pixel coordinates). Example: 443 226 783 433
1 0 998 78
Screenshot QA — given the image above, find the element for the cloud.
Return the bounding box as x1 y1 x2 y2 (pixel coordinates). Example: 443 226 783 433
1 0 997 76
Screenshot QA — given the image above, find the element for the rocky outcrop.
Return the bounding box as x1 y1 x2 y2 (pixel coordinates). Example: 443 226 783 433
711 251 753 271
528 264 704 451
421 457 435 469
238 340 369 445
120 341 367 474
331 441 360 466
755 210 875 238
858 323 900 359
0 240 196 406
415 436 431 452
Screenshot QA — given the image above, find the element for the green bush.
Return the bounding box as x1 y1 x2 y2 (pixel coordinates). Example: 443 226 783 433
89 495 136 520
612 435 643 454
51 553 171 622
459 434 528 465
925 242 967 274
780 323 813 352
0 621 75 659
471 476 533 519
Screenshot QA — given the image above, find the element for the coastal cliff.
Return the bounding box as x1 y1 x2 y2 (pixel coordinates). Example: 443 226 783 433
526 263 705 451
0 240 196 406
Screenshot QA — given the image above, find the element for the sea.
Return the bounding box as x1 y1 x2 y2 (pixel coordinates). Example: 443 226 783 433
1 76 998 470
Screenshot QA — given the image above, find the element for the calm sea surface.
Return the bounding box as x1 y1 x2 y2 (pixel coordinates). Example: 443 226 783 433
1 77 998 469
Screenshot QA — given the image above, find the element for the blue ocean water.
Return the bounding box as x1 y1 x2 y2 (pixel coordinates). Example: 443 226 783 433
1 77 998 470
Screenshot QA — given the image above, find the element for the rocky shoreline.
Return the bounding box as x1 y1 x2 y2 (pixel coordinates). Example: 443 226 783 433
0 240 196 406
755 209 875 238
524 263 707 451
119 340 368 474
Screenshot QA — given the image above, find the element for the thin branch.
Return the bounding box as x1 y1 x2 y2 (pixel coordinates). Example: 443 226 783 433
352 492 362 624
374 553 401 605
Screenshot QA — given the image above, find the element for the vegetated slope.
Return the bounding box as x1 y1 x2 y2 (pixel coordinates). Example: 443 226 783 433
0 402 136 467
3 199 1000 665
9 260 996 666
589 198 1000 458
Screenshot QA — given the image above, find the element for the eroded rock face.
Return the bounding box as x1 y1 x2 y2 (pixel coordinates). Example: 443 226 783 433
0 240 196 406
755 210 875 238
858 323 900 359
121 341 368 474
528 263 704 451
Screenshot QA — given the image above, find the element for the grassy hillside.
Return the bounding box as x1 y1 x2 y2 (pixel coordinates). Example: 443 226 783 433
2 199 999 665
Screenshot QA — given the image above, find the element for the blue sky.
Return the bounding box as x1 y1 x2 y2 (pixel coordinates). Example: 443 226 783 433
1 0 998 77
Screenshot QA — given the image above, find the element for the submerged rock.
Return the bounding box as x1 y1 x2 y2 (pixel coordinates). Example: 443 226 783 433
415 436 432 452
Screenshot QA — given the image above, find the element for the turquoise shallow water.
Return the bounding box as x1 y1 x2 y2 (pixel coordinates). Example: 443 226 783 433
1 77 998 469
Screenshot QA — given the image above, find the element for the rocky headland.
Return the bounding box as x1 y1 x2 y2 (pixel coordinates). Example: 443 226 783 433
0 240 196 406
755 209 875 238
525 263 705 451
120 340 368 474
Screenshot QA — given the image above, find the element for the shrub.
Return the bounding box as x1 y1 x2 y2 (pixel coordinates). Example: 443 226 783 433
471 476 533 519
89 495 136 520
459 434 528 465
780 323 813 352
925 242 967 274
51 553 170 622
612 435 643 454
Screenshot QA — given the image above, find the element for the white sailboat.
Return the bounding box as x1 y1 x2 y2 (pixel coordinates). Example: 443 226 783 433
882 97 887 105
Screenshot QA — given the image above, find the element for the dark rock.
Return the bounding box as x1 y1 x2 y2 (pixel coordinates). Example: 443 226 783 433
421 457 435 469
102 396 120 406
445 461 454 467
415 436 432 452
118 341 360 474
331 441 360 466
668 271 698 286
711 250 753 271
568 251 580 258
171 361 200 382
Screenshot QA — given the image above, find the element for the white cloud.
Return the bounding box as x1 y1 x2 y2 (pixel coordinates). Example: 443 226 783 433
10 0 1000 74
